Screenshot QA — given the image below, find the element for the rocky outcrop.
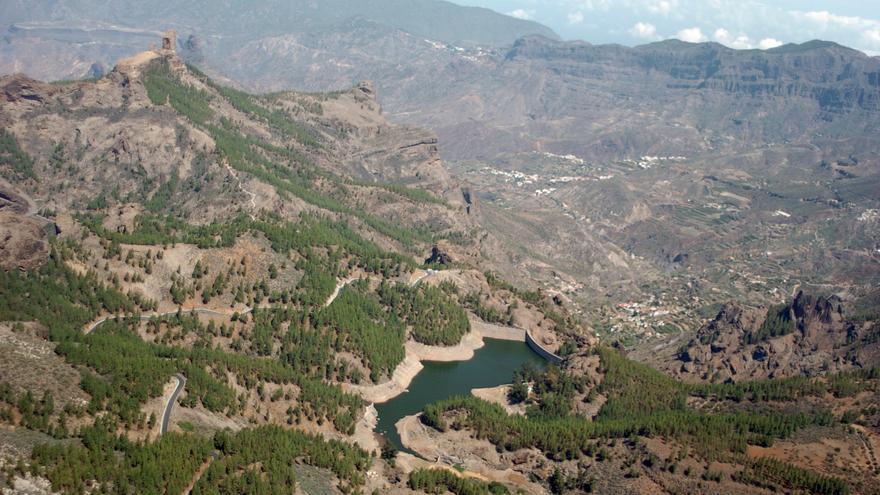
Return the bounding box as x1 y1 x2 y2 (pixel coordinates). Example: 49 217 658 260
424 245 452 266
0 211 48 271
356 80 376 101
669 292 878 382
678 304 765 363
2 74 50 103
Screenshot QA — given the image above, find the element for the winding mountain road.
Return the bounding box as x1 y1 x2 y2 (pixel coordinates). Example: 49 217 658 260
83 307 258 335
322 269 434 308
323 277 358 307
160 373 186 434
410 269 434 287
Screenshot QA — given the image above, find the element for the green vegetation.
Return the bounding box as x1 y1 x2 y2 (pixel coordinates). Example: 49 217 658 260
0 252 231 423
422 347 841 462
202 78 320 147
144 170 180 213
690 367 879 402
408 468 509 495
548 467 595 494
317 283 406 382
144 60 214 125
423 394 830 463
0 384 58 437
484 271 542 305
148 61 440 246
0 244 150 328
78 210 413 276
0 129 36 180
194 427 370 494
135 311 365 433
745 303 794 344
0 241 376 492
734 457 849 495
598 344 879 406
511 364 587 419
594 347 686 420
0 240 365 429
30 419 212 494
482 270 580 335
26 421 371 495
378 280 470 346
462 291 509 325
76 211 237 248
71 320 186 422
207 121 431 248
346 178 449 207
279 311 365 385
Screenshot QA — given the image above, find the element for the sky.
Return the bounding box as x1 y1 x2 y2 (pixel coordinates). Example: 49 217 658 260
455 0 880 55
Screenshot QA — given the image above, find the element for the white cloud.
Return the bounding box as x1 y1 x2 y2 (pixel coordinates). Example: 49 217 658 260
863 28 880 49
508 9 534 20
713 28 753 49
758 38 783 50
629 22 659 40
676 27 707 43
790 9 880 51
793 10 877 30
567 11 585 25
647 0 678 15
578 0 612 11
713 28 731 42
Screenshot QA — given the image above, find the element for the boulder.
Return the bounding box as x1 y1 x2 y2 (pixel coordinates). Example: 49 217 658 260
424 245 453 265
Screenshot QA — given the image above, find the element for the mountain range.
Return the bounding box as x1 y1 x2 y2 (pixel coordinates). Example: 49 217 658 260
1 3 880 494
0 0 555 80
5 3 878 327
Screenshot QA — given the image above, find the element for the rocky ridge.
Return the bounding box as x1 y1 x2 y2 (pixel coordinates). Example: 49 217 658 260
665 291 879 382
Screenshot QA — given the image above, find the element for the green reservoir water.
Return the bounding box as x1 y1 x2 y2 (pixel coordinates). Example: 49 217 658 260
375 338 546 452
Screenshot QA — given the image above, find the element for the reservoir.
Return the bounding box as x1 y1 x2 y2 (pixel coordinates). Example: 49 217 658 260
375 338 547 451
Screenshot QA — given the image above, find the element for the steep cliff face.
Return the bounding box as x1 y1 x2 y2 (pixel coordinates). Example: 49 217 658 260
666 291 878 383
506 36 880 113
327 81 456 198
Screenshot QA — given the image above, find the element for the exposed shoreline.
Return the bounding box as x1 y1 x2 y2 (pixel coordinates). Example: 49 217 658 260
351 404 380 454
344 316 525 404
345 315 529 458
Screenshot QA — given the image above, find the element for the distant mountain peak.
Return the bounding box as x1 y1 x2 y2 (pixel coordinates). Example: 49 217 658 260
767 39 865 56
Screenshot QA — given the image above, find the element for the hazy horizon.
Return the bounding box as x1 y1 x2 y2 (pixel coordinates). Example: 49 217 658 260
455 0 880 55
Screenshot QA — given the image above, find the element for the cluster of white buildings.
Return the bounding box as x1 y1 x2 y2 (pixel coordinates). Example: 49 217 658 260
620 155 687 169
539 151 585 165
605 297 685 338
422 39 491 63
